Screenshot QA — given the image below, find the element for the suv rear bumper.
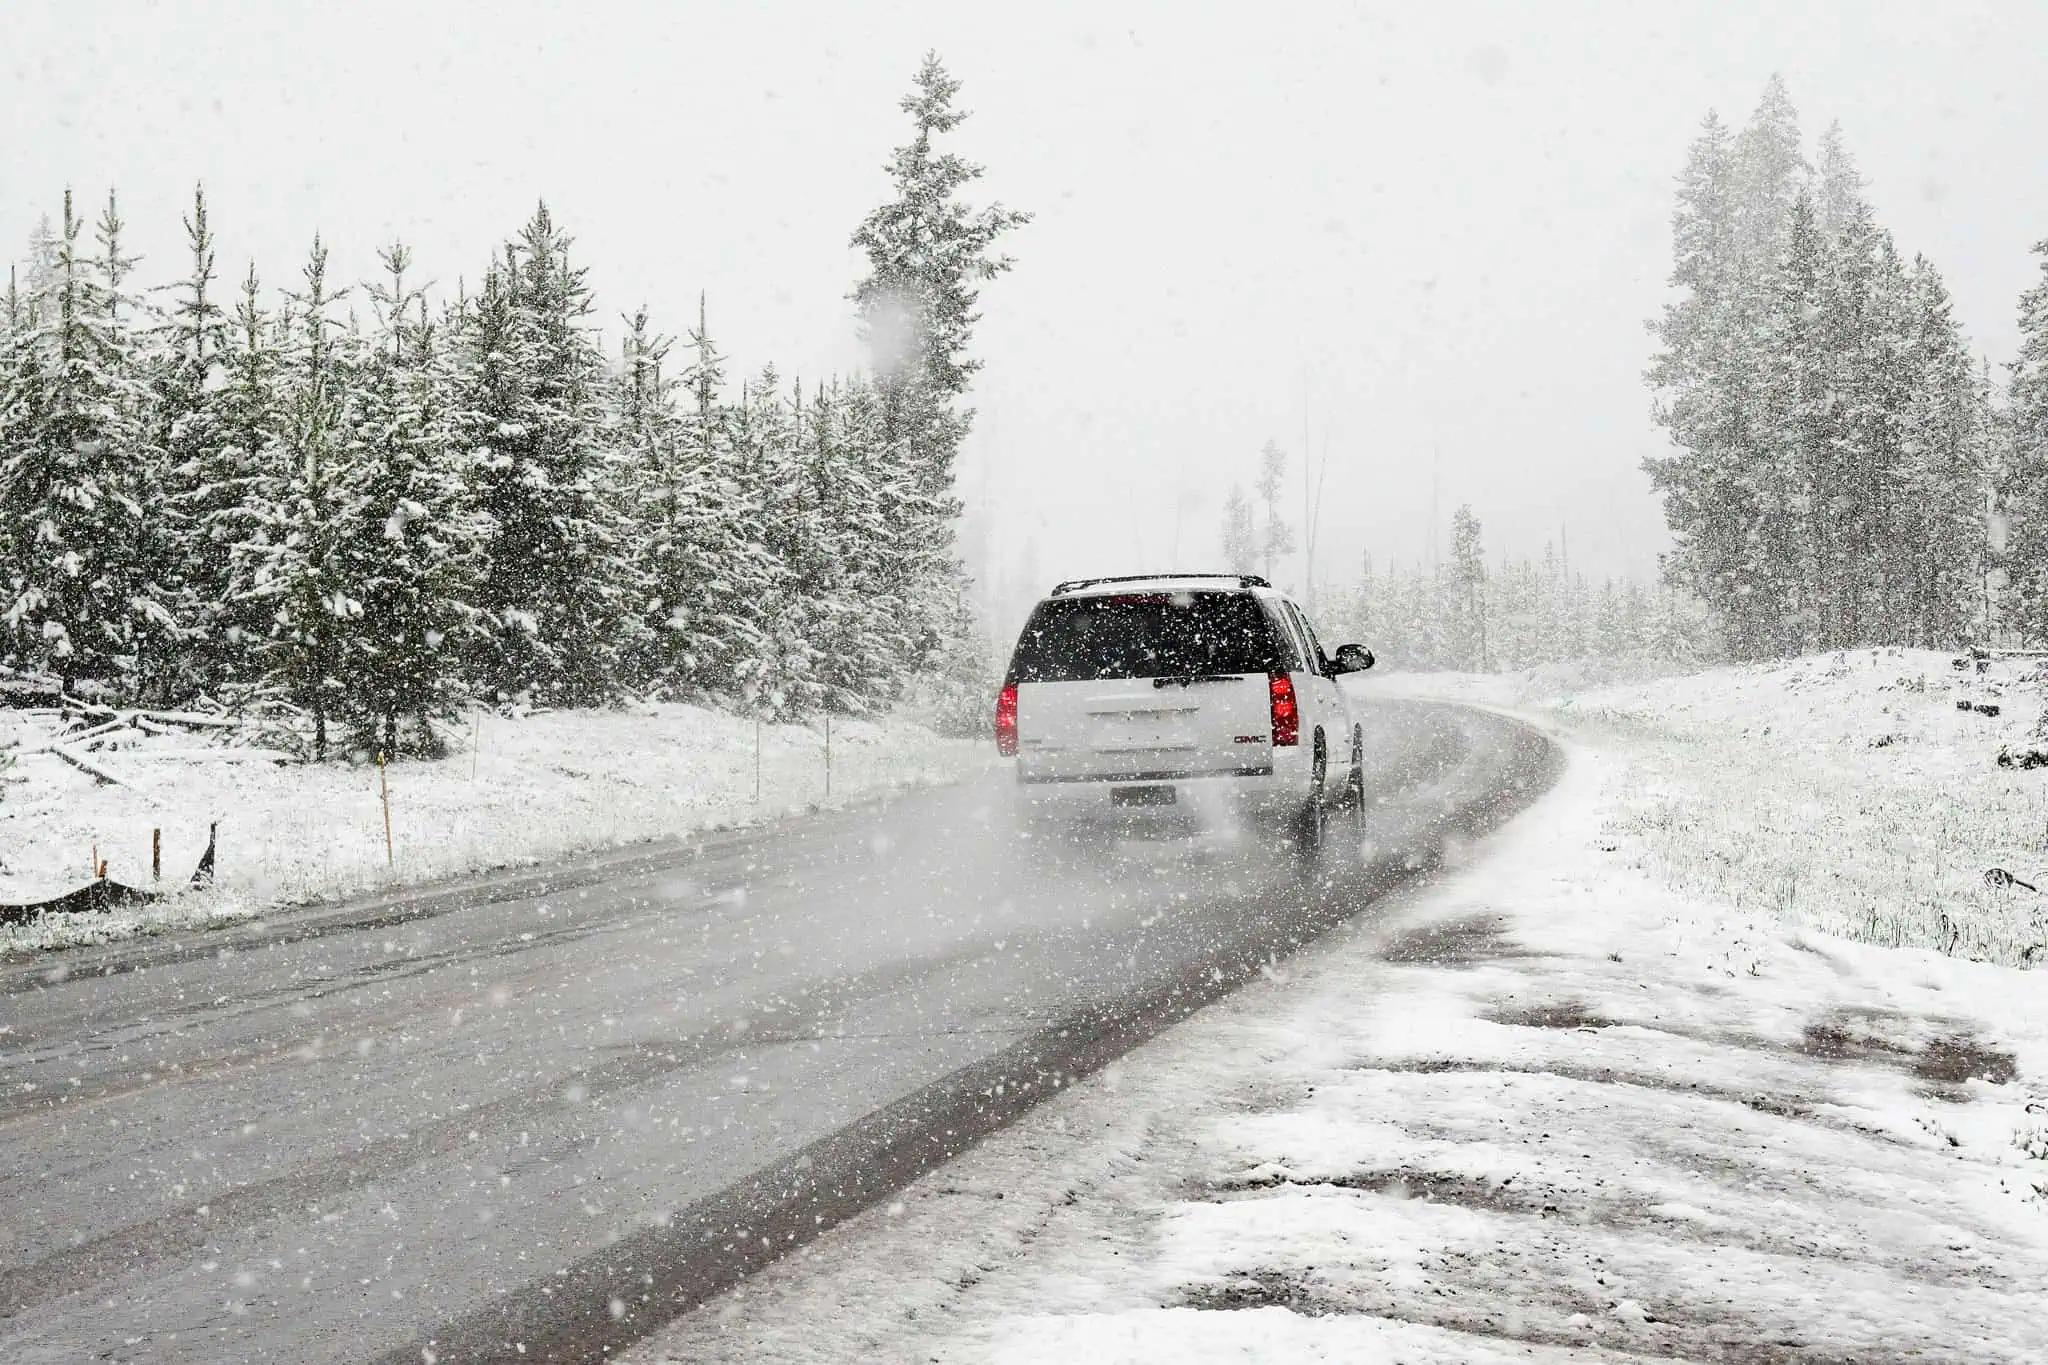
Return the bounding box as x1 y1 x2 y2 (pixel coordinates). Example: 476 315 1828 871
1017 762 1273 783
1011 752 1312 826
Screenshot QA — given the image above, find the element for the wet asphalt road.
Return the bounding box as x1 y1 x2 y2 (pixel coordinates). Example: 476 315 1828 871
0 697 1557 1364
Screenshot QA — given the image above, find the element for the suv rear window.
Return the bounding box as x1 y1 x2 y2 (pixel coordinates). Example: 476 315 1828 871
1008 592 1284 683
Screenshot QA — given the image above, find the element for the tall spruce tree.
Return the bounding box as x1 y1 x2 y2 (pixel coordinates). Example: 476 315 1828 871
725 369 822 718
1899 257 1989 645
253 237 356 756
0 190 168 697
616 303 771 700
157 186 234 695
850 54 1026 704
672 297 774 698
195 264 288 699
616 305 683 692
1448 504 1488 669
1254 440 1295 580
1645 110 1762 652
2002 241 2048 638
335 245 477 754
850 52 1029 500
461 205 639 706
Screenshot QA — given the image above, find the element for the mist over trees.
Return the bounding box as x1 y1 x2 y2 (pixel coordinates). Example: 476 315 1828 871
1214 440 1294 582
0 54 1020 755
1645 76 2013 659
1322 505 1717 674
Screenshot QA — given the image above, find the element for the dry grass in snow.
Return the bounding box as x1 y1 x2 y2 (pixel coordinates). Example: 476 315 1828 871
1389 648 2048 967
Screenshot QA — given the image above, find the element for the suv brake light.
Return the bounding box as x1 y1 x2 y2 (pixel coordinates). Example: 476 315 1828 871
1268 671 1299 747
995 682 1019 756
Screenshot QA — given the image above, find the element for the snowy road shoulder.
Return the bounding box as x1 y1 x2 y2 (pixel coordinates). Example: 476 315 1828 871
0 703 989 955
631 718 2048 1363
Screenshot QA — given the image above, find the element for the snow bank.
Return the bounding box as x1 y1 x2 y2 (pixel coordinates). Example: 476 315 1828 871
0 703 988 953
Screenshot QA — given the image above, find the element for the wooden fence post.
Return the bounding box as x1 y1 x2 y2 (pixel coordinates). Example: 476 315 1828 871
378 752 394 868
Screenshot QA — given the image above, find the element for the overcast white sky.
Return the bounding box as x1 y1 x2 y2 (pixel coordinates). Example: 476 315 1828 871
8 0 2047 637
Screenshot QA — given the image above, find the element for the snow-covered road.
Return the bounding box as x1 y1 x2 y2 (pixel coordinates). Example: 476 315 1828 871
0 697 1554 1363
629 684 2048 1365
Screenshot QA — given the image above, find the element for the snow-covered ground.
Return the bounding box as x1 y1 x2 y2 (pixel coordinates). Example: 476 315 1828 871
629 654 2048 1362
0 704 988 953
1387 648 2048 966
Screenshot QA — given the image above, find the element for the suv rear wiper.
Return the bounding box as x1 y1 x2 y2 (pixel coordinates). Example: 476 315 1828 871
1152 673 1239 688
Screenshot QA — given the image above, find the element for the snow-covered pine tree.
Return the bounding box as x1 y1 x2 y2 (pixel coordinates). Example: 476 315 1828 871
334 244 478 755
1487 554 1536 668
727 369 823 720
850 52 1029 502
1220 486 1257 574
1814 120 1866 239
671 296 773 700
849 54 1027 686
1897 257 1989 646
21 215 60 308
1646 83 1989 659
1593 579 1626 657
194 263 288 700
1557 570 1590 661
99 189 184 698
615 303 771 703
1730 75 1808 282
0 286 28 679
1447 504 1487 669
155 186 233 698
1645 111 1756 652
1765 189 1832 651
1648 82 1813 659
2004 240 2048 642
1824 196 1914 645
252 236 357 756
615 305 683 694
800 380 883 713
461 205 640 707
0 190 170 700
857 374 957 714
1254 440 1294 581
1534 542 1564 664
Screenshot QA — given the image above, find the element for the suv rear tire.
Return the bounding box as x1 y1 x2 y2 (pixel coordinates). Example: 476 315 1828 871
1292 788 1327 876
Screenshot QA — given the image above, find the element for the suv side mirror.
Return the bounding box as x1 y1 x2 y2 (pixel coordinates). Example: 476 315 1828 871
1333 644 1375 674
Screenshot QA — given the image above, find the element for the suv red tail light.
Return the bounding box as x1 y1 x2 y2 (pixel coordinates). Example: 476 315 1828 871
1268 671 1299 747
995 682 1019 756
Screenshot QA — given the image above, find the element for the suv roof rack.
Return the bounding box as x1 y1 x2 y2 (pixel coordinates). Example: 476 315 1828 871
1050 573 1270 596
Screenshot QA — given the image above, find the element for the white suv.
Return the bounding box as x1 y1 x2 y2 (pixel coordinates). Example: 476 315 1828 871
994 574 1375 857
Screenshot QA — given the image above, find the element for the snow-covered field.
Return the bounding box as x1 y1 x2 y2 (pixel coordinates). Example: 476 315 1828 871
0 704 989 954
1387 648 2048 967
630 654 2048 1362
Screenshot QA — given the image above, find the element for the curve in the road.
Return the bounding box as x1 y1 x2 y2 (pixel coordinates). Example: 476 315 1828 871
0 699 1559 1365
